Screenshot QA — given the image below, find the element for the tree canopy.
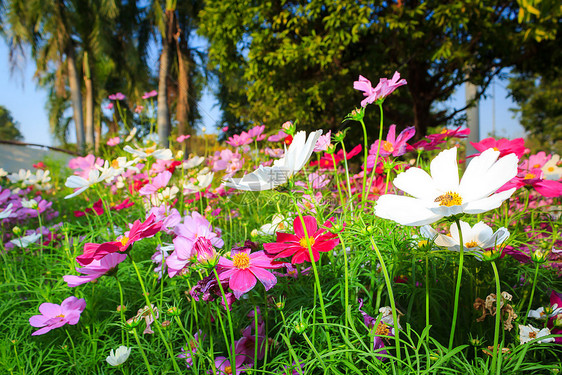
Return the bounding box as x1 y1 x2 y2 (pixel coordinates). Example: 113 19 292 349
0 105 23 141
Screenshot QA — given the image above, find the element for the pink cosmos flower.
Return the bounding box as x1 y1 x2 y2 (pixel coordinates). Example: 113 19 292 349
247 125 266 141
498 168 562 198
313 130 331 152
210 356 249 374
520 151 551 170
426 126 470 142
106 103 114 110
142 90 157 99
407 138 446 153
235 321 266 363
177 134 191 143
29 296 86 336
370 125 415 158
107 137 121 146
73 199 104 217
68 155 104 179
138 170 172 196
134 105 144 113
218 249 282 299
64 253 127 287
77 214 162 265
221 126 229 132
166 212 224 277
264 147 284 158
469 137 526 158
263 216 341 264
108 92 126 101
295 172 331 189
354 72 407 107
178 330 205 368
267 130 288 142
226 132 253 147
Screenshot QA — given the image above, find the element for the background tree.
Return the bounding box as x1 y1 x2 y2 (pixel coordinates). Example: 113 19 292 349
200 0 535 139
0 105 23 141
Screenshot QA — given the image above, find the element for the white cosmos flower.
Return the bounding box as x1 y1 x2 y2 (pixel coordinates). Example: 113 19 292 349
183 155 205 169
106 345 131 366
0 203 14 219
542 154 562 181
257 214 291 235
420 221 509 259
123 145 172 160
224 130 322 191
21 199 38 209
124 127 138 142
7 169 32 185
0 168 7 177
108 157 140 175
64 168 114 199
375 147 518 226
527 304 562 320
518 324 554 344
183 172 214 194
10 232 41 248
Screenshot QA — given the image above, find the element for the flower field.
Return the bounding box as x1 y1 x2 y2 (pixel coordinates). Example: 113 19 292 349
1 73 561 374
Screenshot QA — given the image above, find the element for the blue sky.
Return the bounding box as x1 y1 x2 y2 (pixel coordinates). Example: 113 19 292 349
0 37 525 147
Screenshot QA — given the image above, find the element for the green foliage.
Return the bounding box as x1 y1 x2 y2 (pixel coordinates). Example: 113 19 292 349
508 70 562 154
0 105 23 141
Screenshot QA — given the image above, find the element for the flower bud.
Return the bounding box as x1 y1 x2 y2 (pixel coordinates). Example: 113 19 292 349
12 226 22 236
531 248 550 263
167 306 181 317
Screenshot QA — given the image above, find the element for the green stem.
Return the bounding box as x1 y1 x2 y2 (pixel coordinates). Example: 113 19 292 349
523 262 540 325
448 218 465 350
359 118 369 205
337 233 350 341
425 255 430 328
131 328 154 375
340 142 354 212
130 258 182 373
115 277 126 345
212 268 237 375
330 154 346 208
369 237 401 361
491 260 502 374
365 103 385 200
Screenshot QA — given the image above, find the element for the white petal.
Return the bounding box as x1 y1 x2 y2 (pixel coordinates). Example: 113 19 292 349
472 222 494 244
393 168 439 200
430 148 459 192
65 176 88 189
374 195 442 226
463 188 515 214
480 227 510 249
449 221 472 244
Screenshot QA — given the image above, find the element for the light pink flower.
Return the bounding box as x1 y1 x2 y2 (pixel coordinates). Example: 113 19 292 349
221 126 229 132
370 125 415 157
64 253 127 287
218 249 283 298
29 296 86 336
138 171 172 196
108 92 126 101
107 137 121 146
134 105 144 113
314 130 331 152
226 132 253 147
268 130 288 142
354 72 407 107
142 90 157 99
177 134 191 143
247 125 266 141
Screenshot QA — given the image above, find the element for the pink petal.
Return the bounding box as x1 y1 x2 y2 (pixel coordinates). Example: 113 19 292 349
250 267 277 291
38 303 62 317
229 270 257 298
293 216 318 238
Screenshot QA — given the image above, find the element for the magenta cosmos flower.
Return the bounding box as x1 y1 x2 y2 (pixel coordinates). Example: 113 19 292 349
354 72 407 107
210 356 249 374
469 137 526 158
29 296 86 336
64 253 127 287
108 92 126 101
498 168 562 198
370 124 415 158
263 216 341 264
226 132 253 147
218 249 283 299
142 90 157 99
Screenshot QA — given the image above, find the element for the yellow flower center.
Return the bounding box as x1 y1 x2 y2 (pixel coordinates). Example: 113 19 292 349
524 173 535 180
120 236 129 246
111 159 120 169
278 222 286 230
547 166 555 172
529 331 537 339
232 253 250 269
493 147 499 151
55 314 65 318
375 322 390 336
299 236 315 249
418 240 428 247
145 147 155 155
224 366 232 374
434 191 463 207
465 240 479 248
382 141 394 153
533 164 541 168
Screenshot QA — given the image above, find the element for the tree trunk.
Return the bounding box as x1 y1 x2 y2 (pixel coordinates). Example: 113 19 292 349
83 51 95 152
67 48 85 154
157 10 175 148
176 31 191 156
95 108 101 153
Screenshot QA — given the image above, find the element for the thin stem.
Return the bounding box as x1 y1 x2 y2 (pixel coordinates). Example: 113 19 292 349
330 154 346 208
369 237 401 361
448 218 465 350
425 255 430 328
365 103 385 199
340 142 354 212
131 328 154 375
115 277 126 345
491 260 502 374
337 233 350 341
523 262 540 325
130 258 182 373
359 118 369 204
212 268 237 375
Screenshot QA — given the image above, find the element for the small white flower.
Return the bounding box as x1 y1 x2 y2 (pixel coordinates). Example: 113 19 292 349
150 186 180 206
7 169 32 185
224 130 322 191
21 199 38 209
183 172 214 194
64 168 113 199
106 345 131 366
542 154 562 181
375 147 518 226
257 214 291 236
0 203 14 219
10 233 42 248
527 304 562 320
519 324 554 344
124 127 138 142
124 145 172 160
420 221 509 259
0 168 7 177
183 156 205 170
